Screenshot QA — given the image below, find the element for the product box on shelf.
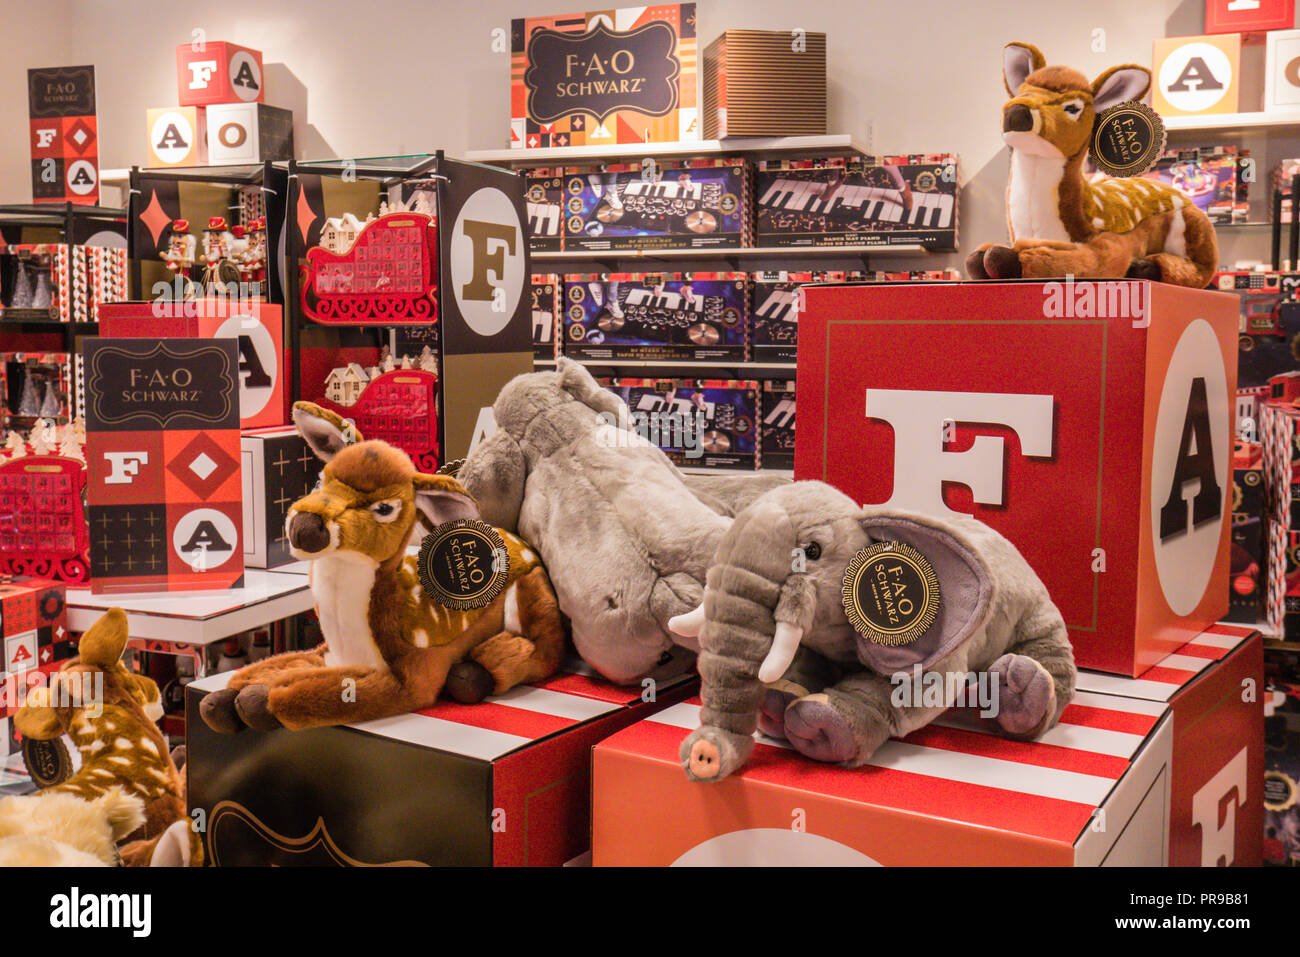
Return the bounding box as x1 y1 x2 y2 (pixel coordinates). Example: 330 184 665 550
206 103 294 165
760 379 795 471
186 662 696 866
531 274 560 361
0 576 68 677
562 159 749 251
523 168 564 252
84 337 244 594
240 426 320 569
312 367 439 473
702 29 827 139
1077 622 1263 867
510 5 698 149
595 671 1174 865
1140 145 1246 225
146 107 207 168
1229 443 1265 623
605 377 759 470
175 42 264 107
98 300 287 430
1265 681 1300 865
564 272 747 362
797 280 1238 677
755 154 958 250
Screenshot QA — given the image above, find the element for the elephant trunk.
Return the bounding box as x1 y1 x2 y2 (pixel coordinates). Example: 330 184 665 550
694 501 811 741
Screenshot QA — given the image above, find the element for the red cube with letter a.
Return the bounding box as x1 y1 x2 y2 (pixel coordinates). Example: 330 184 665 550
796 280 1239 676
175 42 264 107
1205 0 1292 35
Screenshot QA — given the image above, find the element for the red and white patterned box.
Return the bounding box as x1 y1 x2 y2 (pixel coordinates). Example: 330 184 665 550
1078 622 1263 867
186 660 696 866
174 42 264 107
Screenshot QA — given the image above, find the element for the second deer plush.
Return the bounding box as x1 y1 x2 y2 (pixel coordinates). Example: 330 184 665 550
967 42 1218 288
199 403 566 733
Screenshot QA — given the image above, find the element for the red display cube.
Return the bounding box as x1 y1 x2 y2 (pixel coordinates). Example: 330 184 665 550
174 42 264 107
796 280 1239 676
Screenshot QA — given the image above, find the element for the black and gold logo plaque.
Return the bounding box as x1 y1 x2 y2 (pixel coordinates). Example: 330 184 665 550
1090 101 1165 178
417 519 509 610
22 736 73 788
841 541 941 646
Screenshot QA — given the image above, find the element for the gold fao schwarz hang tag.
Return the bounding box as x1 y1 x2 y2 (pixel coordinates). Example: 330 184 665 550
841 541 941 646
1090 101 1166 178
417 519 509 611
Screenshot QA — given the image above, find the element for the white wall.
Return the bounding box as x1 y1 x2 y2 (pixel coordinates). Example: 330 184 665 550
6 0 1296 271
1 1 73 203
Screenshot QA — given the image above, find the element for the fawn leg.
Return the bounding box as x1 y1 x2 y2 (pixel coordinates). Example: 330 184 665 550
226 646 327 690
202 646 328 733
1015 233 1135 279
965 243 996 279
470 568 567 694
254 665 413 730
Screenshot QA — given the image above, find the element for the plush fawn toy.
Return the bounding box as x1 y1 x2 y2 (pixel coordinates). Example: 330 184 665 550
198 402 566 734
966 42 1218 288
14 608 199 865
0 788 144 866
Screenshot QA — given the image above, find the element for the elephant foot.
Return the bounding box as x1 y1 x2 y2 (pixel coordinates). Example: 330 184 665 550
989 654 1056 737
198 688 242 734
758 687 798 739
784 694 859 764
1126 258 1162 281
982 244 1022 280
445 660 495 704
234 684 283 732
680 726 754 783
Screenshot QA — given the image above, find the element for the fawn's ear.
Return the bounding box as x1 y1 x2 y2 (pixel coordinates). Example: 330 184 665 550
1003 42 1046 95
292 401 359 463
79 608 128 669
1092 64 1151 112
411 473 480 529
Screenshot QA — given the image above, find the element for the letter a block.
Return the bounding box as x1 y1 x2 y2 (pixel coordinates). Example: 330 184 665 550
796 280 1240 676
175 42 265 107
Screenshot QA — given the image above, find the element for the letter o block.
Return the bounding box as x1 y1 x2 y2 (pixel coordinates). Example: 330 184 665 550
796 280 1240 676
207 103 294 164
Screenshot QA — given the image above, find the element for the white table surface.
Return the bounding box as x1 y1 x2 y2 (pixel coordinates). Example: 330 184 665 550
65 566 313 646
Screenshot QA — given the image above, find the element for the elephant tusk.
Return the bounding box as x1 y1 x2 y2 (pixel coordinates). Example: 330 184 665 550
759 622 803 684
669 604 706 638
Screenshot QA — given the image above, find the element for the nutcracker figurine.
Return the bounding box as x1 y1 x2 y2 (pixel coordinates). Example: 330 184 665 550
245 216 268 291
161 219 197 275
201 216 242 287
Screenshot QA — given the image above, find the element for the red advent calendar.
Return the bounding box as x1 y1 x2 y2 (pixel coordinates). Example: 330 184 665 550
796 280 1239 677
314 369 440 473
0 456 90 584
84 338 243 594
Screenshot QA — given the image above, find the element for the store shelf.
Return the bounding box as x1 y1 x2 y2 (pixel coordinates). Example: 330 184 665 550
535 358 796 377
1163 110 1300 134
531 244 932 262
680 466 794 478
467 133 871 166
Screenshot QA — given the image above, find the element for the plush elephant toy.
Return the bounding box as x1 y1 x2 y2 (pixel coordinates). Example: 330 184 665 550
672 481 1075 782
458 357 788 685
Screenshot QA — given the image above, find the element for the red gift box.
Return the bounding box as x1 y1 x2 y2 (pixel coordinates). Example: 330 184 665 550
796 280 1239 676
174 42 264 107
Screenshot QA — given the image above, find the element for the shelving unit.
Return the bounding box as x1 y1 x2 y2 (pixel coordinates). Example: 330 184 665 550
534 357 795 379
532 244 929 263
1163 111 1300 134
465 133 872 166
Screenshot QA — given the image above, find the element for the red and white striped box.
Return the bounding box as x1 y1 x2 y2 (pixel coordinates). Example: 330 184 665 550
1077 621 1263 867
186 661 696 866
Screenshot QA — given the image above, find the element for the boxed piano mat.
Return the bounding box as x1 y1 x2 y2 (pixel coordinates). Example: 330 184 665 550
531 273 561 361
603 377 760 471
564 272 748 362
760 379 796 471
563 158 750 252
755 154 958 250
523 167 565 252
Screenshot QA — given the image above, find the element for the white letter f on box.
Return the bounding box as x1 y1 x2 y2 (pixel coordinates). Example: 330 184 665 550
866 389 1054 519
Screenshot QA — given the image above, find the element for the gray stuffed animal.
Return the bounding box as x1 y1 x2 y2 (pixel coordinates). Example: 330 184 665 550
458 357 788 685
673 481 1075 782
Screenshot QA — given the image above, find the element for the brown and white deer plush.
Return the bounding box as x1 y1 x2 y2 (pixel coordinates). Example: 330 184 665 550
967 42 1218 288
198 402 566 734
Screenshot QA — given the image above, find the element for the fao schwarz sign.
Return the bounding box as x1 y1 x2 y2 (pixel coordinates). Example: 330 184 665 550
524 21 681 124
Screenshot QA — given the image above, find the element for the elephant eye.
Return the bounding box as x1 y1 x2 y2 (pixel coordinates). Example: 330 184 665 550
802 542 822 561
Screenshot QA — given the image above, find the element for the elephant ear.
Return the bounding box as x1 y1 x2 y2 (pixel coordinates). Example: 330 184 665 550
850 511 994 674
556 356 628 423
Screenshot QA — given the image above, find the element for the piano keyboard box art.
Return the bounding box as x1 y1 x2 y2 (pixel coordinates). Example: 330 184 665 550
604 377 759 471
702 29 827 139
564 272 747 362
761 379 796 471
755 154 958 250
523 168 565 252
511 5 698 150
562 158 750 251
84 337 244 594
531 274 561 361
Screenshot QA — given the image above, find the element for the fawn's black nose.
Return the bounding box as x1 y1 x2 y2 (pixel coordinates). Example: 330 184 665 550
289 511 331 553
1003 103 1035 133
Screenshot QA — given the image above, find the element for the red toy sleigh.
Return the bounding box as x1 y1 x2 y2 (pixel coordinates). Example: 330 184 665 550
0 455 90 584
301 212 439 325
314 369 440 472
